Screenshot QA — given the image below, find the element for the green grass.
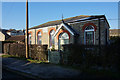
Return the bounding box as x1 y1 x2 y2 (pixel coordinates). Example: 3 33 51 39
26 59 48 64
2 54 49 64
2 54 18 58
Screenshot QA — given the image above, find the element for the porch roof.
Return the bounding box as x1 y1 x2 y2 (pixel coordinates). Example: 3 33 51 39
53 22 79 37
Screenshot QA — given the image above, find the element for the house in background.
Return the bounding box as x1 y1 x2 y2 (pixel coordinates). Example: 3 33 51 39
0 29 25 41
6 35 25 44
6 29 25 36
0 29 10 41
28 15 110 50
109 29 120 37
0 29 25 53
0 29 10 53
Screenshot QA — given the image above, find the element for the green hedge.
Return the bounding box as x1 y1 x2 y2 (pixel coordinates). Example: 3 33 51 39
62 40 120 70
4 43 48 61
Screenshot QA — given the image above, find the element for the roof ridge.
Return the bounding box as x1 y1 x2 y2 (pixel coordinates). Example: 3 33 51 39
29 15 91 29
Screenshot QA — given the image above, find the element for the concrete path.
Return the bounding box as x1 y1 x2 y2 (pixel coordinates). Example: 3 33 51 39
2 57 81 79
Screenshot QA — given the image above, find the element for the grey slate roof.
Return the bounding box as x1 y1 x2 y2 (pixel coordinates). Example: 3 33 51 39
29 15 109 29
63 22 79 35
29 15 90 29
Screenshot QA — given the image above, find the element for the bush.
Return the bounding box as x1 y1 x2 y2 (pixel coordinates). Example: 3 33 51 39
4 43 48 62
62 43 120 71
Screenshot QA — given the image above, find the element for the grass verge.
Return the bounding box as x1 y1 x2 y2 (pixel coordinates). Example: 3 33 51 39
2 54 48 64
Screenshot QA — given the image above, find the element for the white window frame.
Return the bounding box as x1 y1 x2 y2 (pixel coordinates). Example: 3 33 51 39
49 30 55 48
58 32 69 50
37 32 42 44
29 34 32 44
84 26 95 45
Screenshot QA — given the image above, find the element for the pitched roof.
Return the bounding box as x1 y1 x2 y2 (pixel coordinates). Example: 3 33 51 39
0 29 10 39
62 22 79 35
6 35 25 42
7 29 16 32
29 15 90 29
54 22 79 37
29 15 109 30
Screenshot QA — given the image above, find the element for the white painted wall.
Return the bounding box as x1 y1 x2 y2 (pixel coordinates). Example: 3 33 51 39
0 32 5 41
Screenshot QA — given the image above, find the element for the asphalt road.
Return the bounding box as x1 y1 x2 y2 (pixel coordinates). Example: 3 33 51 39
2 69 36 80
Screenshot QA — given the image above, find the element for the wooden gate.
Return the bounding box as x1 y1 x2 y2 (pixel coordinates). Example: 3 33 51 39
48 50 61 64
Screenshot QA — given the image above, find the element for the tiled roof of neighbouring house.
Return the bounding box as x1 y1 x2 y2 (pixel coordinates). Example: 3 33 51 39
29 15 109 30
6 35 25 42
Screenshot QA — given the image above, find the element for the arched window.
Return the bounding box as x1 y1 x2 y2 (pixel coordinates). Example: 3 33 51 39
49 30 55 48
29 33 31 44
84 25 95 45
37 32 42 44
59 32 69 50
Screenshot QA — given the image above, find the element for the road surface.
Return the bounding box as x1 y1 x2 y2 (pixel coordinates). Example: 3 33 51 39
2 69 36 80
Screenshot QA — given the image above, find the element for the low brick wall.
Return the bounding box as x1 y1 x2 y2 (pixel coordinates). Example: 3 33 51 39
4 43 48 61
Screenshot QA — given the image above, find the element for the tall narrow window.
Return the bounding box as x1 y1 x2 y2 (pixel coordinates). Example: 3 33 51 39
59 32 69 50
84 25 94 45
37 32 42 44
49 30 55 48
29 33 31 44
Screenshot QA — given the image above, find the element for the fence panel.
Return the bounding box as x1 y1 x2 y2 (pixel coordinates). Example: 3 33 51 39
48 50 60 64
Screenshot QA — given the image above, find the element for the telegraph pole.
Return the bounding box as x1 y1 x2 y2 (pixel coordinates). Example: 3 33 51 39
26 0 29 58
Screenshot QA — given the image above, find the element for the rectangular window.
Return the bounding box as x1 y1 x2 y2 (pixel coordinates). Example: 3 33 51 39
86 31 94 45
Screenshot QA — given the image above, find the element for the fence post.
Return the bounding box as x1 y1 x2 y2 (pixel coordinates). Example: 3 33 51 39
59 50 64 64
